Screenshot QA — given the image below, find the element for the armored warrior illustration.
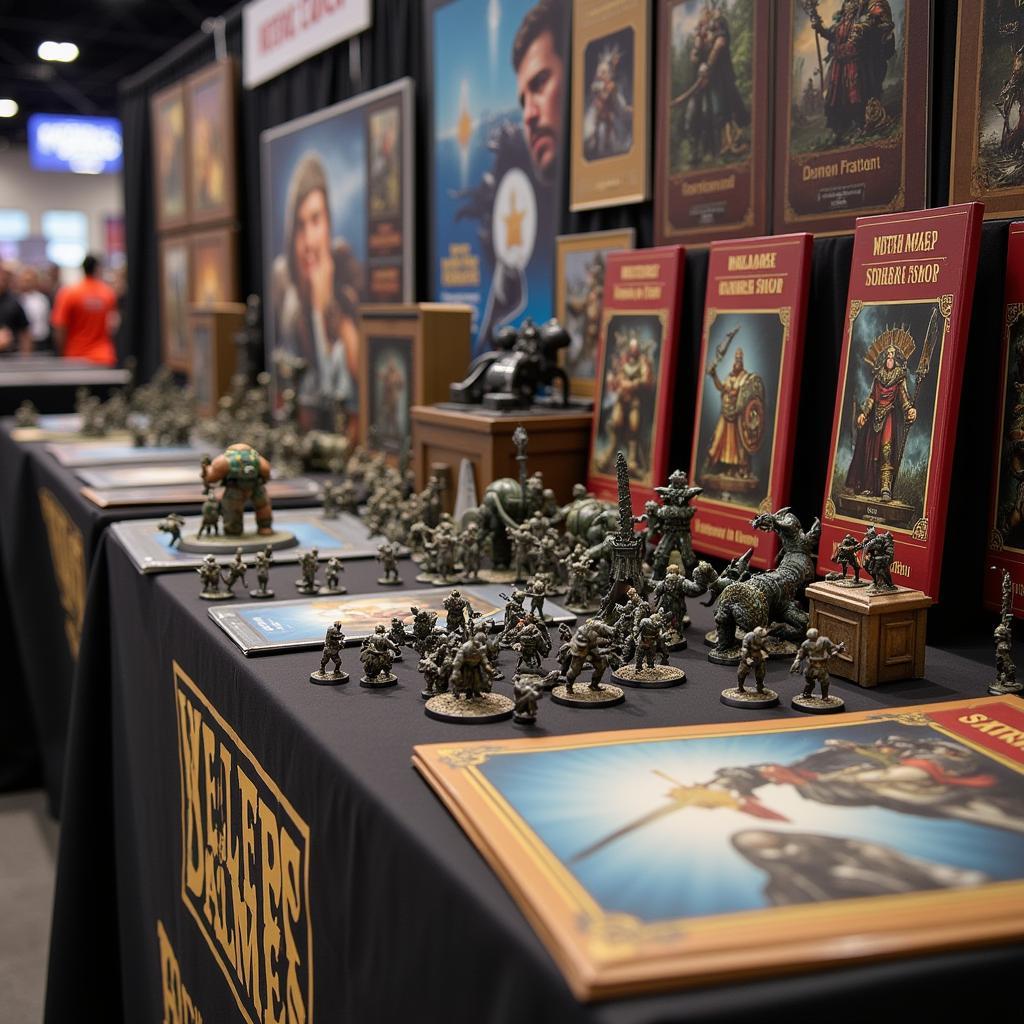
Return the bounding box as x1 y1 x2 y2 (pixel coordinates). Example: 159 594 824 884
584 42 633 159
376 541 402 585
790 627 846 713
862 525 897 593
222 548 249 594
564 253 605 377
359 624 401 687
598 332 654 473
201 442 274 535
250 545 274 599
704 339 761 483
450 631 499 700
296 548 320 594
311 621 348 684
158 513 185 548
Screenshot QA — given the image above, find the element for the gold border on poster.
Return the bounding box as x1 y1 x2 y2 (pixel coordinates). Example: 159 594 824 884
555 228 636 399
413 696 1024 1001
570 0 651 211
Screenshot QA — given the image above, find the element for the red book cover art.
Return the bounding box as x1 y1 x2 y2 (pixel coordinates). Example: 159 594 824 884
985 222 1024 615
690 233 813 569
587 245 685 514
773 0 930 236
819 203 984 599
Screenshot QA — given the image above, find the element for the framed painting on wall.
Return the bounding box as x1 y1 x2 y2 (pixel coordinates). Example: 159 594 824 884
150 82 189 231
190 227 238 305
185 59 238 226
159 236 191 372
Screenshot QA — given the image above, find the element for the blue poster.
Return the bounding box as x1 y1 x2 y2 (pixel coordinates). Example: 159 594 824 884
431 0 568 354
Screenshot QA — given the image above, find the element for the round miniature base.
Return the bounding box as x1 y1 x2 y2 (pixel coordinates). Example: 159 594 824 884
295 584 319 595
565 603 600 616
704 629 717 647
377 577 403 586
359 673 398 688
791 693 845 714
766 638 799 660
989 681 1024 696
613 664 686 688
477 567 518 584
720 687 779 709
665 632 688 651
309 669 349 686
249 588 275 599
179 528 298 554
424 691 514 723
866 584 902 597
199 590 234 601
551 683 624 708
513 714 537 726
707 645 742 666
516 671 550 692
318 586 348 596
824 576 868 589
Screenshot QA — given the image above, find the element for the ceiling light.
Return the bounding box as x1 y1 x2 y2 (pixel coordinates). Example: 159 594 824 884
0 100 19 118
38 41 79 63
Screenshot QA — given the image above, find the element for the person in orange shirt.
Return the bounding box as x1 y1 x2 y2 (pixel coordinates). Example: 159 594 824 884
51 254 120 366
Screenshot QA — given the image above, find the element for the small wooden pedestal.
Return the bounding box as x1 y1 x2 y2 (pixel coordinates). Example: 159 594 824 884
807 581 931 688
410 405 592 512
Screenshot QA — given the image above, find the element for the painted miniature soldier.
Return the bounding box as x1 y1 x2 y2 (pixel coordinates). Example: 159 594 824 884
251 545 274 599
450 631 498 700
511 615 551 677
632 613 671 673
222 548 249 594
311 620 348 684
198 487 221 538
459 521 483 582
375 541 401 585
652 563 691 639
500 589 527 645
512 675 542 725
862 526 897 593
443 589 471 636
296 548 320 594
201 443 274 536
829 533 864 583
790 628 847 713
527 575 547 621
563 618 618 693
321 556 346 595
737 626 770 694
158 513 186 548
196 554 226 600
359 624 401 686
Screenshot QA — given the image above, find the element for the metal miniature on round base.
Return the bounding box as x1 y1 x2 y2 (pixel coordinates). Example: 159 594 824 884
551 683 624 708
377 577 403 587
720 686 779 709
318 585 348 596
664 631 687 652
612 665 686 688
360 673 398 689
989 680 1024 697
249 587 275 599
199 590 234 602
310 669 349 686
180 529 297 555
705 629 794 659
477 567 518 585
707 645 742 666
424 692 514 723
564 603 600 617
791 693 845 714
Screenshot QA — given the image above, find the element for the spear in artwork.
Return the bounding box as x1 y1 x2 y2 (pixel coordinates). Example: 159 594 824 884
893 307 939 476
801 0 827 103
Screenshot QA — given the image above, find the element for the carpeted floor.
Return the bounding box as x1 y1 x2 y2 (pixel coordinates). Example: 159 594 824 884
0 790 57 1023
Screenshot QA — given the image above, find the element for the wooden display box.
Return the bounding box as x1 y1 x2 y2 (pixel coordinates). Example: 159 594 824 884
807 580 931 688
358 303 472 453
187 302 245 418
410 405 593 513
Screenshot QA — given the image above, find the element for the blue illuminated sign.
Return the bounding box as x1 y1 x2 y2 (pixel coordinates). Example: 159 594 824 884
28 114 123 174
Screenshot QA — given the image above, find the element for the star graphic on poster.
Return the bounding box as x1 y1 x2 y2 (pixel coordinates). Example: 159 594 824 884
503 191 525 250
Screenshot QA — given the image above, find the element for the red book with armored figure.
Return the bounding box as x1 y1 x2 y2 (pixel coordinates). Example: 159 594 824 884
587 245 685 514
818 203 984 599
689 232 813 569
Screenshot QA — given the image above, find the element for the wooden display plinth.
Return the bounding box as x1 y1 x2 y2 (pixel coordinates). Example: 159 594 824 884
410 405 592 512
807 580 931 688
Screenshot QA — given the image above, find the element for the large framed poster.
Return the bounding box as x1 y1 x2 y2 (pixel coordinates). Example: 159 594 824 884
690 233 813 569
190 227 238 305
818 204 984 599
428 0 569 355
772 0 930 236
570 0 650 210
159 235 191 372
950 5 1024 220
654 0 770 245
150 82 189 232
184 59 238 227
260 78 414 433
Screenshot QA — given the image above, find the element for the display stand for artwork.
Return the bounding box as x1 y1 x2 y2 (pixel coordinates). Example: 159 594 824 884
807 580 930 688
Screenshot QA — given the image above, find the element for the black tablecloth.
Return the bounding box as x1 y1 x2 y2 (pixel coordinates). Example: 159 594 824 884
44 535 1024 1023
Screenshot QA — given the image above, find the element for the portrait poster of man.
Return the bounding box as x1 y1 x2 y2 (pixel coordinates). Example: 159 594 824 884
186 60 237 226
555 228 635 398
693 311 783 512
260 79 413 433
150 82 188 231
654 0 769 244
367 337 412 454
951 4 1024 219
773 0 929 234
826 300 944 534
571 0 649 210
429 0 568 354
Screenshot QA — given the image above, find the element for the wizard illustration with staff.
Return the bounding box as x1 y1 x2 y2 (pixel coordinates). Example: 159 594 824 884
846 309 937 502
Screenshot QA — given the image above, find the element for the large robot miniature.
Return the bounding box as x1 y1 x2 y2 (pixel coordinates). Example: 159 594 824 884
790 628 846 714
310 621 349 684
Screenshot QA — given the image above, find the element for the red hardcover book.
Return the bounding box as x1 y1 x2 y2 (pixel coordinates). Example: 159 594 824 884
690 233 813 568
587 245 685 513
985 222 1024 614
818 203 984 599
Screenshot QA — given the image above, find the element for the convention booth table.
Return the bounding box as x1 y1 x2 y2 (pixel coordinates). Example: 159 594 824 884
0 356 130 415
43 534 1021 1023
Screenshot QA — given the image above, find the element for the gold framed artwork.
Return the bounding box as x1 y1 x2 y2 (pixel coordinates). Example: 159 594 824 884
570 0 650 210
190 227 238 305
555 228 635 398
159 236 191 372
188 303 245 418
150 82 189 232
185 59 238 227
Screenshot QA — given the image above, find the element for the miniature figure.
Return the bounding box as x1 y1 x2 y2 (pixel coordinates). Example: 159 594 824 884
613 612 686 688
319 556 347 596
418 645 450 700
157 513 186 548
443 589 471 636
196 554 230 601
14 399 38 428
450 631 499 699
408 606 442 655
553 618 624 708
459 522 484 582
565 550 598 613
376 542 402 586
201 443 274 535
310 621 349 684
651 563 690 648
510 614 551 678
321 481 341 520
862 525 898 594
509 522 536 583
512 675 542 725
648 469 703 579
826 533 865 586
991 567 1023 695
499 589 527 645
554 621 574 679
295 548 320 594
790 628 846 713
250 545 275 599
613 587 648 663
198 488 221 538
222 548 249 595
387 617 408 662
359 624 401 687
720 626 779 708
527 575 549 621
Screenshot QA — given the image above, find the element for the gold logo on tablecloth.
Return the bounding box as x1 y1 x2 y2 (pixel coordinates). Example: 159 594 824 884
173 662 313 1024
157 919 206 1023
37 487 85 659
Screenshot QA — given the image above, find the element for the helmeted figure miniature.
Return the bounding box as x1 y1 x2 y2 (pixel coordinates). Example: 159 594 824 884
201 443 274 536
158 513 186 548
359 624 401 687
197 554 229 600
614 587 648 662
612 611 687 688
511 615 551 676
508 522 536 583
408 606 442 655
652 563 691 646
554 621 574 677
632 613 670 672
565 550 598 611
827 533 864 585
790 627 846 713
648 469 703 579
527 575 548 621
418 646 450 699
862 526 897 593
555 618 625 707
222 548 249 594
459 522 484 581
512 675 542 725
499 589 527 645
198 488 221 538
443 589 471 636
427 524 460 583
450 631 498 700
721 625 779 708
321 481 341 519
320 556 346 595
250 545 274 599
310 621 349 684
296 548 320 594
